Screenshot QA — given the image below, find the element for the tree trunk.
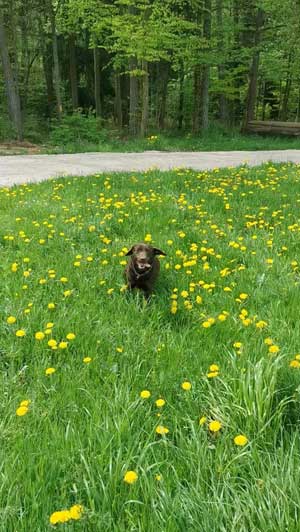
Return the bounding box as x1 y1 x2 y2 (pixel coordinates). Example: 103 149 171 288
216 0 228 123
93 47 101 117
296 85 300 122
200 0 211 130
42 40 55 117
49 2 63 119
177 62 184 130
244 8 264 127
140 59 149 137
192 65 202 134
0 12 23 140
114 70 123 128
69 34 79 110
156 60 170 130
129 56 139 136
280 53 293 121
231 0 242 125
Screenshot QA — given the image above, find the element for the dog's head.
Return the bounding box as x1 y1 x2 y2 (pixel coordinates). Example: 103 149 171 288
125 243 166 273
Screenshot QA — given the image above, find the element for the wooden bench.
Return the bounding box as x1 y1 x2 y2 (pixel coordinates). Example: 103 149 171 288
244 120 300 136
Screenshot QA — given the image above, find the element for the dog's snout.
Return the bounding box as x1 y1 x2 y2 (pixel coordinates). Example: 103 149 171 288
137 259 151 270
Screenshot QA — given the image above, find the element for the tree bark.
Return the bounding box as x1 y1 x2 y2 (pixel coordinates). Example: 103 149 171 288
156 60 170 130
200 0 212 131
69 34 79 110
231 0 243 125
0 11 23 139
129 56 139 136
280 53 293 121
216 0 228 123
177 61 185 130
42 40 55 117
49 2 63 119
296 86 300 122
140 59 149 137
114 70 123 128
93 47 101 117
192 64 202 134
244 8 264 126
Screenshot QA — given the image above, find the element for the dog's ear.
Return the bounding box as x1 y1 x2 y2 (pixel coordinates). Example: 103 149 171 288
125 246 135 256
153 248 166 256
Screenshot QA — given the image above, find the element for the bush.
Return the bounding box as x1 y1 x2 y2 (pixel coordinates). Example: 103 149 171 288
49 110 108 146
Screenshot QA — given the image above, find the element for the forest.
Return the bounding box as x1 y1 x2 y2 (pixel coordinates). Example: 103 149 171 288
0 0 300 144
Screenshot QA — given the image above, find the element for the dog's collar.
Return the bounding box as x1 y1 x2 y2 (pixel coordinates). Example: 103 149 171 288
132 263 153 279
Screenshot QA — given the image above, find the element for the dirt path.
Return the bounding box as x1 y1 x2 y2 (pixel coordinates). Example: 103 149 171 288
1 150 300 188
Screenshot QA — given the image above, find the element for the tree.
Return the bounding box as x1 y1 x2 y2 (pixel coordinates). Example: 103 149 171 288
0 9 23 139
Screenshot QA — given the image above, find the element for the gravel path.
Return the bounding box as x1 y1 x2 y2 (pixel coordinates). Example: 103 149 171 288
1 150 300 188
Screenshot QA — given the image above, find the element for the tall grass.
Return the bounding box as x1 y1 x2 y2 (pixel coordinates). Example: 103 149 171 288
1 163 300 530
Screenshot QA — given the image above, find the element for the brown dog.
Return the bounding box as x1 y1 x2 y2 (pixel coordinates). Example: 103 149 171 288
124 243 166 299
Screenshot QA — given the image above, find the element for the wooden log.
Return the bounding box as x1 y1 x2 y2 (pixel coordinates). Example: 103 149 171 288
244 120 300 136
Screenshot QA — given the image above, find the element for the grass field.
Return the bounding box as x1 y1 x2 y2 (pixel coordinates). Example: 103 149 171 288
1 129 300 156
1 163 300 531
45 131 300 155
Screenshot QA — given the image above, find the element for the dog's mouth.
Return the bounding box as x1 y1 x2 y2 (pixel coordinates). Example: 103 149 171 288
135 261 152 273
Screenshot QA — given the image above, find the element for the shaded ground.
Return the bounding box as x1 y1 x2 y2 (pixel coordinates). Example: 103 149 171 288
0 141 43 156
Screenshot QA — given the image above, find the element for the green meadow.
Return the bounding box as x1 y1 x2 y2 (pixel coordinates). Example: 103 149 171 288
1 163 300 531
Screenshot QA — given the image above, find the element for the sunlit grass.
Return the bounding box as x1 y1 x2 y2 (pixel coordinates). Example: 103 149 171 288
1 163 300 530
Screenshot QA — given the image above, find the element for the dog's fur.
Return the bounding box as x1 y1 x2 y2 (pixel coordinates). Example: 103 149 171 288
124 243 166 299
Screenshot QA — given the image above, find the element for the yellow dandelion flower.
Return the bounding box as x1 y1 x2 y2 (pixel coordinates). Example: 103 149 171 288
7 316 16 324
124 470 138 484
207 371 219 378
66 333 76 340
264 337 273 345
15 329 26 337
155 425 169 435
20 400 30 407
269 345 279 354
208 420 222 432
181 381 192 391
256 320 267 329
45 367 56 375
239 293 248 300
58 341 68 349
290 360 300 368
48 303 55 309
209 364 219 372
233 342 243 349
35 331 45 340
234 434 248 446
140 390 151 399
199 416 207 425
83 357 92 363
48 339 57 348
116 346 123 353
155 399 165 408
16 406 29 416
49 512 62 525
69 505 83 520
63 290 72 297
